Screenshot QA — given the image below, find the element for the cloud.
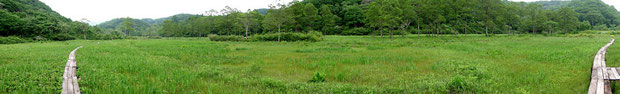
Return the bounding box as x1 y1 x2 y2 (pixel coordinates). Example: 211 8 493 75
40 0 294 25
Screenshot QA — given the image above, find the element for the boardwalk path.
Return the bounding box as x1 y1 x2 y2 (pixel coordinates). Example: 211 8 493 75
588 39 615 94
61 46 83 94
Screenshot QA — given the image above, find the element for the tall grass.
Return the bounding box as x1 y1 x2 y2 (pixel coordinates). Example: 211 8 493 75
0 35 614 93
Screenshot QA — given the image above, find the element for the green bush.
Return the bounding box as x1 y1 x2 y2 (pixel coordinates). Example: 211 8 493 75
251 32 323 42
147 36 162 39
0 36 29 44
208 34 245 41
341 27 371 35
308 72 325 83
49 34 76 41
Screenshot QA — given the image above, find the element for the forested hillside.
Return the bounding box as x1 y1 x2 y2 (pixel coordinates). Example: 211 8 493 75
0 0 125 43
96 14 198 36
568 0 620 30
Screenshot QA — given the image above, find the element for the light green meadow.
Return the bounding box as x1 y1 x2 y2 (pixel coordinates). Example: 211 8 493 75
1 35 614 93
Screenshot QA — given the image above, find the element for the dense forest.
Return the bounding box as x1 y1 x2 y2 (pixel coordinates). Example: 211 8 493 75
133 0 619 38
1 0 620 42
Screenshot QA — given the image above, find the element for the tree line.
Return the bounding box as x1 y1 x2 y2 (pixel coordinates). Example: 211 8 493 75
150 0 619 38
2 0 619 41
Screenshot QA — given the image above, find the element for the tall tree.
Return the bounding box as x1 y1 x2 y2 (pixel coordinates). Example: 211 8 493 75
556 7 580 33
366 0 398 38
263 3 294 41
302 3 319 31
78 18 91 39
119 17 135 36
526 3 542 34
319 5 340 35
395 0 416 38
240 9 259 39
478 0 502 37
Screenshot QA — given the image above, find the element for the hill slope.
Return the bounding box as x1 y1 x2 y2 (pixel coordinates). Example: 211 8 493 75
0 0 75 37
97 14 198 30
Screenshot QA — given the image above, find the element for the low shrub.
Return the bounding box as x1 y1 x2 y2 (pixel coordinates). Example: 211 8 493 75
565 33 595 38
341 27 371 35
208 34 245 41
93 34 119 40
251 31 323 42
49 34 76 41
308 72 326 83
0 36 30 44
147 36 162 39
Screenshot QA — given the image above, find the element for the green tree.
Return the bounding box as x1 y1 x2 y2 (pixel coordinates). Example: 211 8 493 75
119 17 135 36
240 9 260 39
395 0 416 38
263 3 294 41
220 6 241 36
366 0 398 38
342 5 365 28
319 5 340 35
556 7 580 33
302 3 319 31
526 3 543 34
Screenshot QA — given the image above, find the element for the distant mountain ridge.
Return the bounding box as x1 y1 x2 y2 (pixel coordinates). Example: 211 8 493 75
97 14 198 30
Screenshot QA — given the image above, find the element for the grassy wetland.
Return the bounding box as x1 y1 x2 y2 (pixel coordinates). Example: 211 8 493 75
1 35 615 93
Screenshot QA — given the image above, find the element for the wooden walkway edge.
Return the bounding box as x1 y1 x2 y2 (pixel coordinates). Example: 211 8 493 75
62 46 83 94
588 39 615 94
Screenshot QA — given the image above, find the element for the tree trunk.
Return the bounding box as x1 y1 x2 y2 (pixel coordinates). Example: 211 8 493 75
380 27 384 38
532 24 536 35
401 27 406 38
278 25 281 42
245 25 249 39
454 30 458 38
417 18 421 39
485 6 489 37
389 28 393 39
400 25 406 38
485 22 489 37
464 26 467 36
492 25 495 37
373 28 376 38
436 23 439 38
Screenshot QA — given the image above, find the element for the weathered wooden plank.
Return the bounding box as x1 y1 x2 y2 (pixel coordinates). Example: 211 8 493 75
61 46 82 94
611 68 619 80
588 39 614 94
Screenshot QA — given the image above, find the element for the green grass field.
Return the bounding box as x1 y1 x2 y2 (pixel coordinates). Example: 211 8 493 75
0 35 615 93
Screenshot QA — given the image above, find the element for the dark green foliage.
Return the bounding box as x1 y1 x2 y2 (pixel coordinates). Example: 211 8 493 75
341 27 371 35
146 36 162 39
0 36 29 44
208 35 245 41
50 34 76 41
308 72 325 83
147 0 618 38
568 0 619 29
251 31 322 42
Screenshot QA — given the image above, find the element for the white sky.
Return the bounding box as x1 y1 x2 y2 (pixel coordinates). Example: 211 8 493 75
40 0 295 25
509 0 619 10
40 0 618 25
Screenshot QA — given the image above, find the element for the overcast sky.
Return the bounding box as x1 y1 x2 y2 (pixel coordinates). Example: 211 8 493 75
40 0 295 25
40 0 618 25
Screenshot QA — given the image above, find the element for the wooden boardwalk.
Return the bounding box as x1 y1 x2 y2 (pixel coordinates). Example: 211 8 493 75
62 46 83 94
606 67 620 80
588 39 615 94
